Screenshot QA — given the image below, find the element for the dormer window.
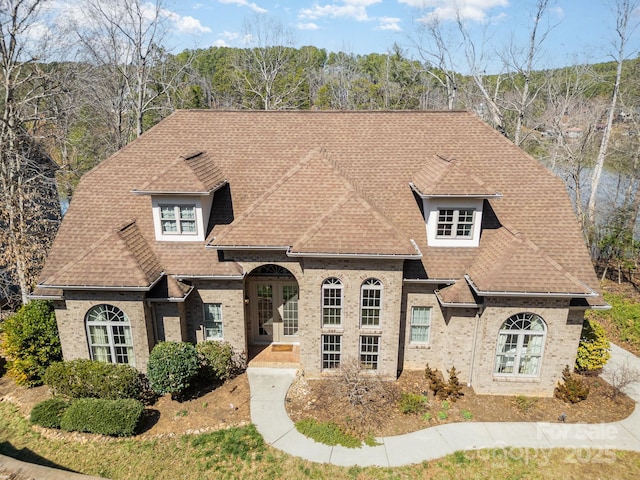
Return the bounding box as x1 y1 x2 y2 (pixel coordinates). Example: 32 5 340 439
437 208 475 239
160 204 197 235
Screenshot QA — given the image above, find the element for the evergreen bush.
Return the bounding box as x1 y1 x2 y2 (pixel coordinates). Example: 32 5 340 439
575 318 610 374
555 365 590 403
30 398 70 429
44 359 142 400
60 398 144 436
0 300 62 386
196 341 245 382
147 342 199 396
445 366 463 400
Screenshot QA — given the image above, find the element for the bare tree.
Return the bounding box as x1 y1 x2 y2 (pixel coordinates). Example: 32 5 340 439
587 0 640 234
0 0 63 306
232 15 311 110
72 0 184 147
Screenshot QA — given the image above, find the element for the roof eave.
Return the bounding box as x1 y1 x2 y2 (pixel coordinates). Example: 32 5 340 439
409 182 502 200
38 273 164 292
131 181 228 196
464 274 598 298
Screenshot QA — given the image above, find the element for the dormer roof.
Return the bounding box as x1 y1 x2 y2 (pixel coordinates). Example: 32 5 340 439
411 154 501 199
132 151 227 195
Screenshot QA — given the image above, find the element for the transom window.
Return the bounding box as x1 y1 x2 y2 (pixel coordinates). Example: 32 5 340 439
204 303 223 340
410 306 432 343
495 313 546 377
360 335 379 370
160 204 197 235
85 304 134 366
322 278 343 327
437 208 474 238
360 278 382 327
322 334 342 370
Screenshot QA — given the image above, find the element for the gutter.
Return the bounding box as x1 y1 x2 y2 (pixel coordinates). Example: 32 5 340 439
38 273 164 292
464 275 598 298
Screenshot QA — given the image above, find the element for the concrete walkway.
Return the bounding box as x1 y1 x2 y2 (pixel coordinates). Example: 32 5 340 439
247 343 640 467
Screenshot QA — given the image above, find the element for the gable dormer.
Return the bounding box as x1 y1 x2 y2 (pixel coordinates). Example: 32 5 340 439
410 155 501 248
131 151 227 242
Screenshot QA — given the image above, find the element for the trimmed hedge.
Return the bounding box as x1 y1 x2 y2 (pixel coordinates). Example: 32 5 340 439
147 342 199 396
30 398 71 429
44 359 142 400
60 398 144 436
0 300 62 386
196 341 245 382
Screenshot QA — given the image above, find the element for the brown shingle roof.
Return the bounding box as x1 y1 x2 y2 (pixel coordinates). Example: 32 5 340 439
37 110 601 303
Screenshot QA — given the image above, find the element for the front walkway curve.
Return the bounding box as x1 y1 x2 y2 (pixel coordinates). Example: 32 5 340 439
247 344 640 467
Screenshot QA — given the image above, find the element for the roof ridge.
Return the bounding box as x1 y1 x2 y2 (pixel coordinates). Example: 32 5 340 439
211 148 324 244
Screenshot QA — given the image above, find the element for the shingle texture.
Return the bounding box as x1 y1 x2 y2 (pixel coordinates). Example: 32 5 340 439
38 110 602 303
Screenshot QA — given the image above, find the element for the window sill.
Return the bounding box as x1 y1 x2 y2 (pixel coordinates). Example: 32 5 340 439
359 329 382 335
493 375 541 383
321 327 344 333
409 343 431 349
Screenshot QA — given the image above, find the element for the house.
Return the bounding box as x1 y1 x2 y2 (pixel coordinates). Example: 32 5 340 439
34 111 605 396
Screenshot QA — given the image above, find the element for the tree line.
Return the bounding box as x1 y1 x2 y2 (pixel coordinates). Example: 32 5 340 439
1 0 639 308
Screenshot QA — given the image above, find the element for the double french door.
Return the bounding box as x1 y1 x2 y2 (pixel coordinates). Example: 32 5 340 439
249 280 299 343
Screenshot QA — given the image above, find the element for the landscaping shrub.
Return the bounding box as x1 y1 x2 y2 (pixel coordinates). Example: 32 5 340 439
425 363 447 399
398 393 428 414
147 341 199 396
575 318 610 374
0 300 62 386
60 398 144 436
196 341 246 382
555 365 590 403
44 359 142 400
445 366 463 400
30 398 70 429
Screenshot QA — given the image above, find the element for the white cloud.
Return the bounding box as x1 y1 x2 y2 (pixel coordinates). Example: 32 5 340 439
173 15 212 34
213 39 229 47
221 30 240 40
376 16 402 31
399 0 508 23
297 22 320 30
218 0 268 14
298 0 382 22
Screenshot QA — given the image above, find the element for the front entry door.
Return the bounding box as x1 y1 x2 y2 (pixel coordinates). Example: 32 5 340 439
252 281 298 343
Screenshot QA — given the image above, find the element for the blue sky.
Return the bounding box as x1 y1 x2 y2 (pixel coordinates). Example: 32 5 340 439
163 0 639 70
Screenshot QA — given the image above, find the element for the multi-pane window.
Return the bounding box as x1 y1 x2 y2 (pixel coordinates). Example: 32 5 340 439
160 204 197 234
85 304 135 366
282 285 299 336
436 209 474 238
495 313 546 376
322 278 343 327
360 335 379 370
322 335 342 370
204 303 223 340
360 278 382 327
410 306 431 343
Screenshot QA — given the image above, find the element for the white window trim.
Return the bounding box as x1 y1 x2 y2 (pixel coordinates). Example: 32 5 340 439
360 278 382 328
321 334 342 370
322 278 343 327
85 304 135 366
410 306 432 344
359 335 380 370
159 204 198 236
494 313 546 378
436 208 475 239
424 198 483 248
203 303 223 341
151 195 211 242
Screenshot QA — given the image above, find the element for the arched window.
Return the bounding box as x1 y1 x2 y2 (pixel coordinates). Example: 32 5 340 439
85 304 135 366
322 278 343 327
494 313 546 376
360 278 382 327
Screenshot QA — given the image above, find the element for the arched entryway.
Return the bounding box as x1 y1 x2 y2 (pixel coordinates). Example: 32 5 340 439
245 264 299 345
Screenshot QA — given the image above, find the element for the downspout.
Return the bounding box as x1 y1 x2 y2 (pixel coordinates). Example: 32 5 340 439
468 306 483 387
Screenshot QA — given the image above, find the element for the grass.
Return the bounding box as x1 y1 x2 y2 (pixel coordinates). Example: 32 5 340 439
596 292 640 349
2 402 640 479
294 418 361 448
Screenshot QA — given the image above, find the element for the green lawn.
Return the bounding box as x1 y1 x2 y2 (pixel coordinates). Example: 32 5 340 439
1 402 640 479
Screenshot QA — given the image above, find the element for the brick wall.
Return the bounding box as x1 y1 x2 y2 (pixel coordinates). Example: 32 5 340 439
55 291 153 372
